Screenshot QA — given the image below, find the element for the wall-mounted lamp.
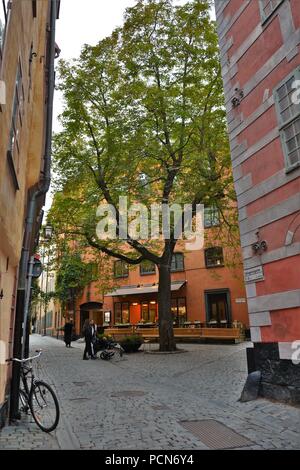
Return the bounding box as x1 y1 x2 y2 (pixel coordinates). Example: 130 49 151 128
252 231 267 255
231 87 244 108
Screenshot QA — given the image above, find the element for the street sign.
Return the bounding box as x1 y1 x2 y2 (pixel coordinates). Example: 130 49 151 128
244 265 264 283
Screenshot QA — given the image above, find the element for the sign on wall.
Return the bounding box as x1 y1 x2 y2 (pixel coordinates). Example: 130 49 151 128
244 265 264 283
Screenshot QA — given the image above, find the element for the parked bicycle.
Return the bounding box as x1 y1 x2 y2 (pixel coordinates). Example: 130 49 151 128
6 350 59 433
94 338 124 361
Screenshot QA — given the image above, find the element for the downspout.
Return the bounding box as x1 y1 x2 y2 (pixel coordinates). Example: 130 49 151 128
10 0 57 421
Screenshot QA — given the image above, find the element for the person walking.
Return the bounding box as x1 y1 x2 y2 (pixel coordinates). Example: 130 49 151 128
82 318 97 360
64 320 73 348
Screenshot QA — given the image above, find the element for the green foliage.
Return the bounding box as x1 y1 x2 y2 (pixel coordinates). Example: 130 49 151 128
50 0 237 263
55 251 94 309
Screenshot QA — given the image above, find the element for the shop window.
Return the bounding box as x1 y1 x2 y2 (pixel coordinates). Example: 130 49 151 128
171 253 184 272
140 260 156 275
114 260 129 278
205 247 224 268
274 67 300 172
114 302 129 324
141 301 156 323
171 297 187 326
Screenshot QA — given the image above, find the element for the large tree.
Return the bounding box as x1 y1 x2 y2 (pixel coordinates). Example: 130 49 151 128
50 0 237 351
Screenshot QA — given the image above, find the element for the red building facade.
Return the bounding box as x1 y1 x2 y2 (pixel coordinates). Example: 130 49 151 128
215 0 300 402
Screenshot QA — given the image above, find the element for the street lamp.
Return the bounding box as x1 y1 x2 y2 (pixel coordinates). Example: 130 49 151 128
44 224 53 240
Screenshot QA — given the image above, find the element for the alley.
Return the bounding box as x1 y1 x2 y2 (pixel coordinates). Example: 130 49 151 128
0 335 300 450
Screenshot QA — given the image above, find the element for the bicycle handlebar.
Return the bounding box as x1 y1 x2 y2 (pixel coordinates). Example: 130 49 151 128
6 350 42 364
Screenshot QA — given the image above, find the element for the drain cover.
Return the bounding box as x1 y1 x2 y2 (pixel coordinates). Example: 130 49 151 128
180 419 253 449
72 382 87 386
111 391 146 398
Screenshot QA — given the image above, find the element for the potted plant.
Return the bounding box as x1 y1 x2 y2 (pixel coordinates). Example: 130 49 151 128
119 334 144 353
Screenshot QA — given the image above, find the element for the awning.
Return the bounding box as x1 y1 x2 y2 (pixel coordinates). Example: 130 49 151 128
104 280 186 297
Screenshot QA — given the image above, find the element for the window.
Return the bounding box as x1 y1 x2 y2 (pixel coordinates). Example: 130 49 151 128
140 260 156 275
205 247 224 268
259 0 283 23
204 206 220 228
274 67 300 171
171 298 187 326
171 253 184 272
9 62 24 153
114 260 128 278
141 301 156 323
0 1 7 53
114 302 129 324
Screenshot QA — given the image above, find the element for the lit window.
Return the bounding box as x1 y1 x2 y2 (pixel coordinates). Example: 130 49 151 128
205 247 224 268
274 67 300 172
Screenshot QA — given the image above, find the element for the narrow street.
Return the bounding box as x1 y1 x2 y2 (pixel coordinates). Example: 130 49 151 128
1 335 300 450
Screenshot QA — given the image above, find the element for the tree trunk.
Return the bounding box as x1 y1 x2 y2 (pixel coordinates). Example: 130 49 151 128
158 263 176 351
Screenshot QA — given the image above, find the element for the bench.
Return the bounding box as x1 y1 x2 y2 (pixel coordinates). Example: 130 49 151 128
200 327 242 343
104 327 134 340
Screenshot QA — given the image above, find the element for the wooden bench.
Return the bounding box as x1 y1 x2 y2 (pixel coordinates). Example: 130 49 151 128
104 327 134 340
200 327 242 343
135 328 159 340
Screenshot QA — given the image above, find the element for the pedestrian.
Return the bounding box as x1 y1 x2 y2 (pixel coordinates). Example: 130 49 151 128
82 318 97 360
64 319 73 348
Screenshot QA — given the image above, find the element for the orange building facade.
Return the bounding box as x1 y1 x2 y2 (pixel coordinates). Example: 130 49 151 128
74 217 249 336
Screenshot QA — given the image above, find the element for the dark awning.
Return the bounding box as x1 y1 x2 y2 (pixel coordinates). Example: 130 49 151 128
104 280 186 297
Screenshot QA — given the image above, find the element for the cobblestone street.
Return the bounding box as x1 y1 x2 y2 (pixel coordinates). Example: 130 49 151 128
1 335 300 450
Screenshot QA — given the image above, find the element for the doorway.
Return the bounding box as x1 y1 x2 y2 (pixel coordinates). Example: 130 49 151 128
205 290 231 327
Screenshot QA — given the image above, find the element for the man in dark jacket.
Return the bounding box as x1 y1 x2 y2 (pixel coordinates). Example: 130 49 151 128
64 320 73 348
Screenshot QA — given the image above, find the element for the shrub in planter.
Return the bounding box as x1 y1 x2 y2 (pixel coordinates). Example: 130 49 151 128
119 334 144 353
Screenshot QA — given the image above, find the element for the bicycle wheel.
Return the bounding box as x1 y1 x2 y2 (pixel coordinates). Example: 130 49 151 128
29 381 60 432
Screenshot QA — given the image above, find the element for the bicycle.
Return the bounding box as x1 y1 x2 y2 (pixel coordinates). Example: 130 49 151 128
94 338 124 361
6 350 60 433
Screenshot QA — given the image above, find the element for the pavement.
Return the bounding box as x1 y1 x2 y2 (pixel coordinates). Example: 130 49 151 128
0 334 300 450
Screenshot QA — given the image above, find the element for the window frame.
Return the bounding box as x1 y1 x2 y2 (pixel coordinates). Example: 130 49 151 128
274 66 300 172
114 302 130 324
259 0 284 24
113 260 129 279
171 253 184 273
204 247 224 269
171 297 187 326
139 260 156 276
204 206 220 228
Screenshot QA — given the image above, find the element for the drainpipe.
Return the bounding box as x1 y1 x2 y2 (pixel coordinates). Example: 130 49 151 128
10 0 57 421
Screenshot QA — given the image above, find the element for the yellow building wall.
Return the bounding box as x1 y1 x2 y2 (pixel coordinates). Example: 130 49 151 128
0 0 50 410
